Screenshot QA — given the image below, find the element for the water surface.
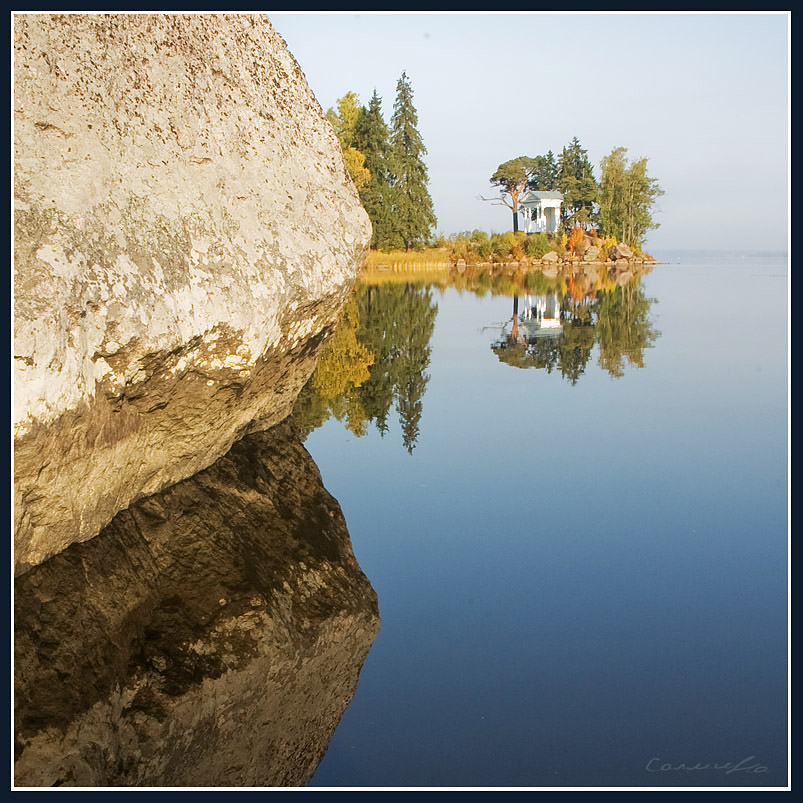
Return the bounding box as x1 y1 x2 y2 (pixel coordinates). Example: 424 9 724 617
295 251 788 788
14 252 787 788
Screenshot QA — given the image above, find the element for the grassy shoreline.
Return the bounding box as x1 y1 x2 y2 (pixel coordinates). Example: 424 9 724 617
364 247 659 272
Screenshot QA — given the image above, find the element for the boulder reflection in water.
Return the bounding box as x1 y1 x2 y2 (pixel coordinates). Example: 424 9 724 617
14 418 379 787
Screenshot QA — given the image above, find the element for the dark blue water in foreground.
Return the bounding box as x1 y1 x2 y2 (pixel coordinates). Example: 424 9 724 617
300 251 788 788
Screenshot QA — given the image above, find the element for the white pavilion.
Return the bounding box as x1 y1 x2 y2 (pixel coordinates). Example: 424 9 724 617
518 191 564 234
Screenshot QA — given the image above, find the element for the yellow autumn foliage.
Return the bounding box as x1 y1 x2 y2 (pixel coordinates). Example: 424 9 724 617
343 147 371 193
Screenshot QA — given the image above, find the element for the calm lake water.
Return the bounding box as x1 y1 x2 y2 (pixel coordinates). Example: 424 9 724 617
13 251 788 789
293 250 789 788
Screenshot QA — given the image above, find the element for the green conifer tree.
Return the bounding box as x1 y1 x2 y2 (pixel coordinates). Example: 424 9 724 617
353 90 398 250
389 71 437 251
528 150 559 192
484 157 539 233
557 137 598 230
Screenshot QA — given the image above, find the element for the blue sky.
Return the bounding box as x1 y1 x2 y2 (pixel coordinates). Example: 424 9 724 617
270 12 789 252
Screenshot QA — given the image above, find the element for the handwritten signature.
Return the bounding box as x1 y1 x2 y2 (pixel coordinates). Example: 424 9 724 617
646 756 769 775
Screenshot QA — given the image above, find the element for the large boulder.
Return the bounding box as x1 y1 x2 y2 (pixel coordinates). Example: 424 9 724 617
574 235 589 256
608 242 634 261
13 14 372 573
583 245 600 262
541 250 560 263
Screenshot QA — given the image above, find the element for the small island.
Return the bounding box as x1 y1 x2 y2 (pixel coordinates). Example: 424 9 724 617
326 83 662 271
364 231 657 274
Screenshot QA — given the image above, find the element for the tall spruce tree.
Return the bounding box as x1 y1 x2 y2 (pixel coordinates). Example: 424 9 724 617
389 71 437 250
353 90 397 250
529 150 559 192
557 137 598 230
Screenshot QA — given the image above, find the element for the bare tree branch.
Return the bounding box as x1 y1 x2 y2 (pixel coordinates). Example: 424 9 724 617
478 194 514 210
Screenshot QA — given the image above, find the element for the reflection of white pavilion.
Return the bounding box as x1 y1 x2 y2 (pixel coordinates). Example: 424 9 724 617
519 191 564 234
503 293 563 345
530 294 562 327
514 293 563 341
519 294 564 338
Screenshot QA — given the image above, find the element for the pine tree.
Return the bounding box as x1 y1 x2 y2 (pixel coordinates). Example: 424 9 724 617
484 157 539 233
389 71 437 251
353 91 398 250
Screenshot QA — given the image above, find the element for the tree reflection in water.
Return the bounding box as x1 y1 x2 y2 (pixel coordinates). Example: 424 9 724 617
293 263 659 449
293 283 438 454
492 270 658 384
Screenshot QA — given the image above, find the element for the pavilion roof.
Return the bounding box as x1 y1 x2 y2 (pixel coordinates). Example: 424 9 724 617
520 190 564 205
